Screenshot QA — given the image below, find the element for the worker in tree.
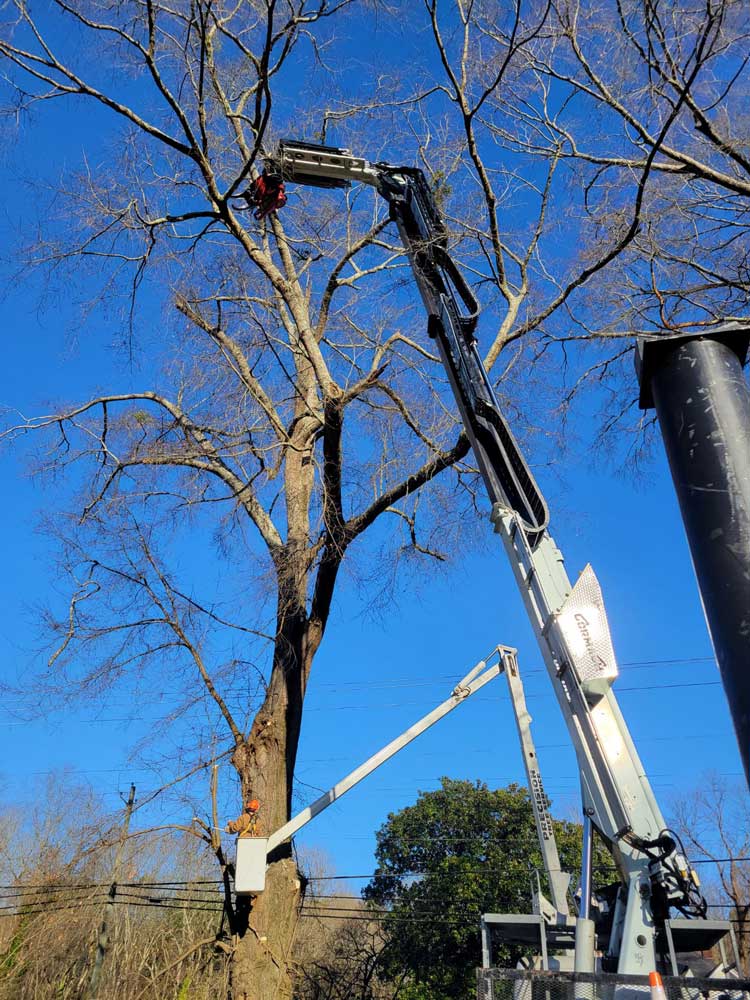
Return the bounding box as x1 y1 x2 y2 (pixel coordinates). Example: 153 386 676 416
242 170 287 220
227 798 262 838
227 798 262 837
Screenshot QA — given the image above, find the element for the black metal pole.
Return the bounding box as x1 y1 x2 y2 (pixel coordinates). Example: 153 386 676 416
636 331 750 785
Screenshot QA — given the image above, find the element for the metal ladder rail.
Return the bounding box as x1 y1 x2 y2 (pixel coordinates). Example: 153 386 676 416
504 650 571 917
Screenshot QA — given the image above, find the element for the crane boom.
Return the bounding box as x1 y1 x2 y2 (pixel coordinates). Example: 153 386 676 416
265 141 716 976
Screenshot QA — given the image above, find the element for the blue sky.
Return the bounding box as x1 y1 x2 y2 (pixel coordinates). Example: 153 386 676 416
0 265 741 885
0 5 745 898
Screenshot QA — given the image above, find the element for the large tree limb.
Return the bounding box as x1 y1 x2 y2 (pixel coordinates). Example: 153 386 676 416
3 393 283 551
347 433 470 541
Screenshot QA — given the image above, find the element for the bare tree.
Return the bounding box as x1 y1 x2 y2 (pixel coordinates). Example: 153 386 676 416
1 1 747 996
0 783 230 999
0 2 473 995
673 775 750 973
293 894 398 1000
392 0 750 438
531 0 749 333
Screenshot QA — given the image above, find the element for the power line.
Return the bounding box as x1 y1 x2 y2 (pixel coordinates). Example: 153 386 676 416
0 880 222 892
0 663 725 727
303 857 750 881
0 852 750 900
0 729 731 786
0 656 719 713
0 892 747 932
617 682 721 693
0 898 225 919
692 858 750 866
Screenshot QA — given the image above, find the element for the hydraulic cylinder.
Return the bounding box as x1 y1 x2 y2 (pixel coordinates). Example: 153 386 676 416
574 815 596 974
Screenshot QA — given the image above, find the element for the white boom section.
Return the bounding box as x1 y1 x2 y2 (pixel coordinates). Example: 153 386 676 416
493 506 667 842
274 143 380 189
267 654 503 853
236 651 508 894
493 505 667 971
236 646 572 906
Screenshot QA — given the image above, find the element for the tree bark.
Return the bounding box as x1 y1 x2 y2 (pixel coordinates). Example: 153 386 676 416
228 546 332 998
230 857 302 1000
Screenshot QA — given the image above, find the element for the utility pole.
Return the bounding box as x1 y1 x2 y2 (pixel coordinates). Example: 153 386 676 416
636 328 750 785
85 783 136 1000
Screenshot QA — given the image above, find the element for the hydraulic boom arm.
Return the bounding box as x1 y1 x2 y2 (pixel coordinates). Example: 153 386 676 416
266 141 707 974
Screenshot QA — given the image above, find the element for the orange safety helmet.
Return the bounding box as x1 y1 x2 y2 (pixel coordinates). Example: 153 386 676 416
246 798 260 813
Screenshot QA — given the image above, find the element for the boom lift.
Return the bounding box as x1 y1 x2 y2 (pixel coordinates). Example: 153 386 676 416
245 142 737 978
234 646 567 911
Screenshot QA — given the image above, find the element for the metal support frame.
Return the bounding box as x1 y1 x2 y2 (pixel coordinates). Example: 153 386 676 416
478 968 750 1000
481 914 552 971
661 918 741 977
574 815 596 973
481 917 493 970
579 815 594 922
619 872 656 974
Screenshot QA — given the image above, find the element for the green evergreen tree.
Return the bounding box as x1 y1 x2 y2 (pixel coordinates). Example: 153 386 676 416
364 780 584 1000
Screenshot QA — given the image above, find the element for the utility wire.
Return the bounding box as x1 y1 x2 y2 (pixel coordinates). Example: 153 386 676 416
0 655 719 712
0 732 732 785
0 670 727 728
1 854 747 902
1 889 748 931
0 880 222 892
4 898 748 931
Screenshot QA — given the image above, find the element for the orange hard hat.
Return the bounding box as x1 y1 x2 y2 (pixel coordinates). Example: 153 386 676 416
246 798 260 813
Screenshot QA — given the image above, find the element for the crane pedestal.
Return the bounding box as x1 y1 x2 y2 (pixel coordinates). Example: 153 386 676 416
480 912 741 978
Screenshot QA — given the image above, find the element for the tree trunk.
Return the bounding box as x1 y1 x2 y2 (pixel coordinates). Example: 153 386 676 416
229 680 304 997
228 552 329 999
230 857 302 1000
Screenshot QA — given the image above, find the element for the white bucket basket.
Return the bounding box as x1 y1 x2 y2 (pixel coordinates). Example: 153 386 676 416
235 837 269 894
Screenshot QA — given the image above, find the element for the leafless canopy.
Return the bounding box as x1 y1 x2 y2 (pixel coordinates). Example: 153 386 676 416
0 0 748 994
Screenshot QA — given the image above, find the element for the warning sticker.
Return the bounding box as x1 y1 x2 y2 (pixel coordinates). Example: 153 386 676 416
556 564 618 687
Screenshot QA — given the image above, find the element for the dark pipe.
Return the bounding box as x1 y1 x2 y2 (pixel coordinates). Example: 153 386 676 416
636 332 750 785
